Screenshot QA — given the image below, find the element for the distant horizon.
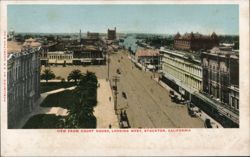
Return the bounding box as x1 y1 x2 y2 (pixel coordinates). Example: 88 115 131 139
8 4 239 35
10 31 239 36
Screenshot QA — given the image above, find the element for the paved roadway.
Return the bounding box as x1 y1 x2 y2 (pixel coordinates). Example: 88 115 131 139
43 50 204 128
108 50 204 128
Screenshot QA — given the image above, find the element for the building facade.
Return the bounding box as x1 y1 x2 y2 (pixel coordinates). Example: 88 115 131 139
8 43 41 128
73 45 105 65
87 31 100 40
174 32 219 52
160 48 202 98
107 27 116 40
135 49 160 70
47 51 73 65
201 47 239 113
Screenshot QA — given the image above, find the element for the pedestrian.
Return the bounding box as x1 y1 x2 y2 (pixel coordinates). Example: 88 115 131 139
109 124 112 129
109 96 111 101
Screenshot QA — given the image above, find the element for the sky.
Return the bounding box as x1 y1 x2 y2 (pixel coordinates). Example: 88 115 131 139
7 4 239 35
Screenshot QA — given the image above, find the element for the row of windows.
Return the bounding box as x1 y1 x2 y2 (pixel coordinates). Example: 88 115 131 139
174 40 190 45
230 97 239 110
203 62 228 73
163 56 202 77
48 55 73 60
74 52 103 58
8 57 37 84
163 64 202 90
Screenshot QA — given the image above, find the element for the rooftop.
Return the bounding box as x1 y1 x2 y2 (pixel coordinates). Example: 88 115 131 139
203 47 239 59
83 45 101 51
160 47 201 63
7 41 22 54
174 32 218 40
48 51 73 55
136 48 159 57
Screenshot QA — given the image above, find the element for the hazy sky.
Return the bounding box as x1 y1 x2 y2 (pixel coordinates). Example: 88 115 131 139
8 4 239 35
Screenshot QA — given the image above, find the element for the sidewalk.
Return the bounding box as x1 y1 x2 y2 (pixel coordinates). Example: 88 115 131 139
94 79 119 128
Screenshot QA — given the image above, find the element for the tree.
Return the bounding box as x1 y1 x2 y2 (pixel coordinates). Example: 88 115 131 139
64 99 96 128
67 69 83 83
76 71 98 108
41 69 55 83
64 71 98 128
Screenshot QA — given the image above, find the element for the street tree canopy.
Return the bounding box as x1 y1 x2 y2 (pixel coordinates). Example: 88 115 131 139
41 69 55 83
67 69 83 83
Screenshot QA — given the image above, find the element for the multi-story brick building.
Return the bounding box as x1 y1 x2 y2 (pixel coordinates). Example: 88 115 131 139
160 46 239 127
107 27 116 40
201 47 239 113
174 32 219 52
7 40 41 128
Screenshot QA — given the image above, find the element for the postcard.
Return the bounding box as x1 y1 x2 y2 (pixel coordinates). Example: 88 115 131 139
0 0 249 156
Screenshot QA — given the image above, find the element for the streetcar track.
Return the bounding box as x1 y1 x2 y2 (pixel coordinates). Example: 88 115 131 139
119 53 176 127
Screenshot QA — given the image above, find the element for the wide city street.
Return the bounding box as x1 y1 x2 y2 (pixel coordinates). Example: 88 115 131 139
42 50 204 128
108 50 204 128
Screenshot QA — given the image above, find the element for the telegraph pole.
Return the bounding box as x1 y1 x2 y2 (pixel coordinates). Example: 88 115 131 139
112 75 120 115
107 52 110 80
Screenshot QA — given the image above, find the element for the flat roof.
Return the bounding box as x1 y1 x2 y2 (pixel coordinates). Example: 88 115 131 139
136 49 159 57
160 47 201 63
202 47 239 59
7 41 22 54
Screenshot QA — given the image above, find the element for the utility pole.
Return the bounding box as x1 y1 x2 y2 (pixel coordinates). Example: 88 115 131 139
107 52 110 80
112 75 120 115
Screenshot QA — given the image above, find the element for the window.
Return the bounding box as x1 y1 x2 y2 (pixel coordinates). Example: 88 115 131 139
236 100 239 110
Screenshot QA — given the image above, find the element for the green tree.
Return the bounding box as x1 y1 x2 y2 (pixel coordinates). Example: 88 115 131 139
67 69 83 83
64 71 98 128
76 71 98 108
64 99 96 128
41 69 55 83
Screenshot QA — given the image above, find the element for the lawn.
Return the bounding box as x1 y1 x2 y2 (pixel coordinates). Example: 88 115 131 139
40 82 76 93
23 114 64 129
40 90 77 109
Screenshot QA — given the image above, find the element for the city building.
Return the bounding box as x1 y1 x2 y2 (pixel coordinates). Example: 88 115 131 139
160 47 202 99
107 27 116 40
160 46 239 127
7 41 41 128
87 31 100 40
47 51 73 65
201 47 239 114
174 32 219 52
72 45 105 65
135 48 160 70
40 42 58 65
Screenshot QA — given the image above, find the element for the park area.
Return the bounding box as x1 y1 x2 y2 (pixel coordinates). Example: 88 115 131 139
23 69 118 129
40 82 76 93
23 71 98 129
